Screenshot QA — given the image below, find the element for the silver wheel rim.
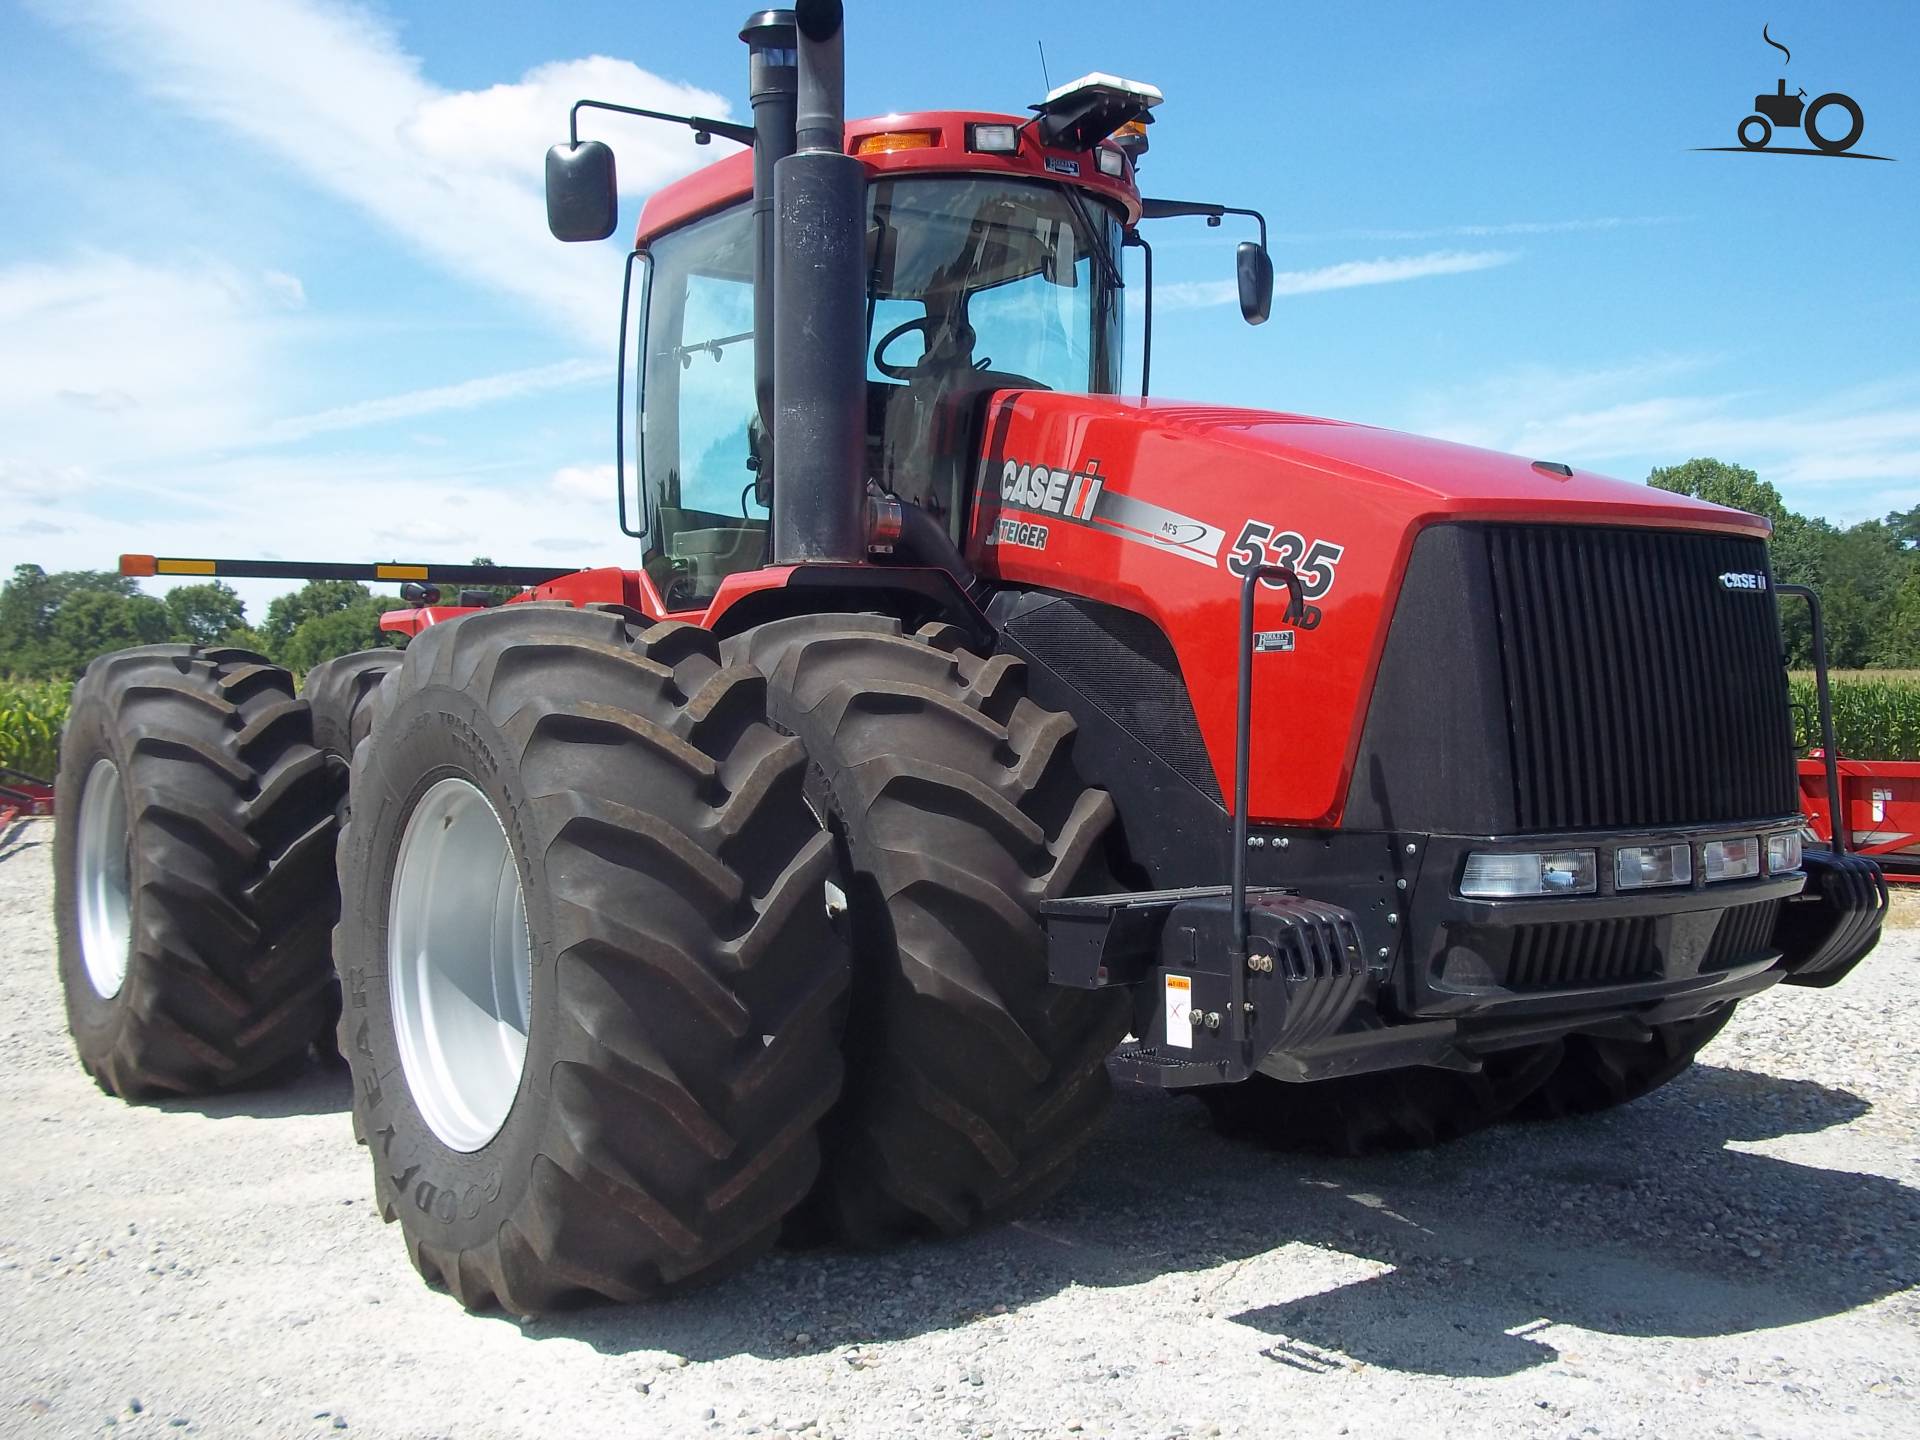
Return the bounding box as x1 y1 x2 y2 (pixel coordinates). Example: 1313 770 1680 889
388 777 532 1153
75 757 133 999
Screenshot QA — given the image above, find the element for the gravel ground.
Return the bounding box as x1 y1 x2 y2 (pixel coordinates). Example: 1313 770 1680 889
2 819 1916 1440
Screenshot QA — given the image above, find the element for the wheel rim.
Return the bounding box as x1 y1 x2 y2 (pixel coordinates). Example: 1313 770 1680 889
388 777 532 1153
75 757 132 999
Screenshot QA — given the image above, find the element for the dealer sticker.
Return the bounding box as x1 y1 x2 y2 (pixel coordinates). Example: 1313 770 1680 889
1164 974 1193 1049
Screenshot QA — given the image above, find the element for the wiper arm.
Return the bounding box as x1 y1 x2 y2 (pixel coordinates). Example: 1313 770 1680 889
1061 185 1122 293
674 330 754 366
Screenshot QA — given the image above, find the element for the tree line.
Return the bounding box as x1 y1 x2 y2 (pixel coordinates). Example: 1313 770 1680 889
2 463 1916 679
1649 458 1920 668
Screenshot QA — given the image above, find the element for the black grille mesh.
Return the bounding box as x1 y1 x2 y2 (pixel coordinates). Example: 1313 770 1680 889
1507 918 1658 989
1702 900 1782 968
1485 526 1797 831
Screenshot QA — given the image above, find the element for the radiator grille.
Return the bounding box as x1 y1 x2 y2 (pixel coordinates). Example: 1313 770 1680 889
1485 526 1797 831
1507 917 1658 990
1702 900 1782 968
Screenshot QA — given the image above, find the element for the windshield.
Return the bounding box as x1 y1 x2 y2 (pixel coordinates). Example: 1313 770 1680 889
639 175 1122 607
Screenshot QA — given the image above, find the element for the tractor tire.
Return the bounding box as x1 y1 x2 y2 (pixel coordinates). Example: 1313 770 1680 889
303 647 403 781
725 615 1129 1245
1194 1044 1565 1156
1516 1005 1737 1120
300 647 404 1063
332 605 846 1311
54 645 338 1098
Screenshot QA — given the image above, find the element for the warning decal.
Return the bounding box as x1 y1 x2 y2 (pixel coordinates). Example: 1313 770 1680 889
1164 974 1193 1049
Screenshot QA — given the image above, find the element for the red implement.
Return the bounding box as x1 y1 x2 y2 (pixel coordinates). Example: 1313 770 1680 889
1799 755 1920 883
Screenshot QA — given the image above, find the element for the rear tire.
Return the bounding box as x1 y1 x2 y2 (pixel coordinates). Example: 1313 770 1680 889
54 645 337 1098
1195 1044 1564 1156
301 647 404 1062
727 615 1128 1244
1516 1005 1736 1120
333 606 846 1310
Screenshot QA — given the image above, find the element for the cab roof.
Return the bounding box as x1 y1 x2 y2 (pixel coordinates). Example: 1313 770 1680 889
633 110 1144 246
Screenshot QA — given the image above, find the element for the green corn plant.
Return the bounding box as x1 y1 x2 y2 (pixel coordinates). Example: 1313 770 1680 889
1788 673 1920 762
0 679 70 780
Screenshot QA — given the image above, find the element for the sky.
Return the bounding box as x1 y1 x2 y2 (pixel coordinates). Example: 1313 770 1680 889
1 0 1915 616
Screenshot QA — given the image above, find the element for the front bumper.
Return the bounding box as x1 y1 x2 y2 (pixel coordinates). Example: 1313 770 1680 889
1043 820 1884 1089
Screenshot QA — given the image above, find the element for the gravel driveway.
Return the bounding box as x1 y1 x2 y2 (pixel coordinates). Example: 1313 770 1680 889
3 821 1916 1440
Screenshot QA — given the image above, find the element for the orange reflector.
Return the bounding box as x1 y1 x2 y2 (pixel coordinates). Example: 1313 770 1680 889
376 563 430 581
120 554 157 577
155 558 216 576
855 129 938 156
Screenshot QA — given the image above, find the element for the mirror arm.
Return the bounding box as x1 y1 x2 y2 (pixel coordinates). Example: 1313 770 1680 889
569 99 755 149
1140 197 1269 249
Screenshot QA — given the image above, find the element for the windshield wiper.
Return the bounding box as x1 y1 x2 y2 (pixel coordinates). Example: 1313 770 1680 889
674 330 753 366
1060 185 1122 294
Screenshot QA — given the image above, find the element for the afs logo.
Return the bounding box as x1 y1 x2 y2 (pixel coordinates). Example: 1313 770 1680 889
1696 24 1892 161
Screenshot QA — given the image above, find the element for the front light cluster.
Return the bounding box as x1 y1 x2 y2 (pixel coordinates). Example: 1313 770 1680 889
1460 828 1805 899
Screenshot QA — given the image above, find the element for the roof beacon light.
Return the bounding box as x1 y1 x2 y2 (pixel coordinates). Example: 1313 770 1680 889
1033 72 1163 150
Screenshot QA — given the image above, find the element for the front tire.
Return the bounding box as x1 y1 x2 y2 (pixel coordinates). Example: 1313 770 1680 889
1195 1045 1563 1156
333 606 845 1310
1516 1005 1736 1119
54 645 337 1097
727 615 1129 1244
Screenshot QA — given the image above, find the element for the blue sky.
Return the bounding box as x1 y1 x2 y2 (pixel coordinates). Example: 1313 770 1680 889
2 0 1915 615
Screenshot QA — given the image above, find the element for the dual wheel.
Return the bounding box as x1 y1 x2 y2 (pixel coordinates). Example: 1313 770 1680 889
56 608 1123 1309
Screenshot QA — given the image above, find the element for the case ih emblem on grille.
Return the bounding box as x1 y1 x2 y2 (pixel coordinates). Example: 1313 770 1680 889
1718 571 1769 592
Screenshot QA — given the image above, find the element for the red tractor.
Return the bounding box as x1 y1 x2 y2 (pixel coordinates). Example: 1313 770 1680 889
53 1 1886 1312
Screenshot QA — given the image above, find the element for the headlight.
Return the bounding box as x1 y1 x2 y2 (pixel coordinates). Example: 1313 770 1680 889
1702 836 1761 882
1616 842 1692 890
1766 831 1803 874
1461 849 1597 898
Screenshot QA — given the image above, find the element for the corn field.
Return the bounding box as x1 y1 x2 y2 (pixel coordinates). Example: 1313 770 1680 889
5 671 1919 783
0 678 70 781
1788 672 1920 763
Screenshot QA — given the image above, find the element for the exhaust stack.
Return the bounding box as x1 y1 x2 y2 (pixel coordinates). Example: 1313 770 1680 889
739 11 796 476
769 0 866 564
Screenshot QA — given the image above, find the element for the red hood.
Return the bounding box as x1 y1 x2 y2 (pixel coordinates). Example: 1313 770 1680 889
1123 400 1771 537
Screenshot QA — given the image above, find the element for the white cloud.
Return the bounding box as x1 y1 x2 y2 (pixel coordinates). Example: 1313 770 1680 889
258 359 602 444
1154 249 1518 312
35 0 734 337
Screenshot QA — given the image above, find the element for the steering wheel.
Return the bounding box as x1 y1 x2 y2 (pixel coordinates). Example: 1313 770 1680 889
873 316 942 380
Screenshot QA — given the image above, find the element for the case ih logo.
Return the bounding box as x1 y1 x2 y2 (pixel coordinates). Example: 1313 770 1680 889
1695 24 1892 161
1000 458 1106 519
1719 571 1769 592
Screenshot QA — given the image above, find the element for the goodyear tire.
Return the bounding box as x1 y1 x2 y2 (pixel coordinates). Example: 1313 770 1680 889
725 615 1128 1244
54 645 337 1098
1195 1044 1564 1156
332 605 845 1310
1516 1005 1736 1120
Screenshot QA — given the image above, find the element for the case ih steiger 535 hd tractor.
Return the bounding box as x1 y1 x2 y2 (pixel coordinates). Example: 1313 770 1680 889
54 1 1887 1312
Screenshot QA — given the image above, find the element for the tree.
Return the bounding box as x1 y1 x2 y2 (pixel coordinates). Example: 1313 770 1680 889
163 582 247 647
263 579 373 652
1647 457 1789 525
0 565 168 677
47 589 171 671
276 599 394 673
1887 503 1920 552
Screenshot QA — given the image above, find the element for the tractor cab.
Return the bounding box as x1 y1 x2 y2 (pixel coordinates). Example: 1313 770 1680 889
625 106 1140 607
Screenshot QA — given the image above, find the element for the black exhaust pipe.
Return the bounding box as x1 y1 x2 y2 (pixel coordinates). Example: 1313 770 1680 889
739 11 795 477
770 0 866 564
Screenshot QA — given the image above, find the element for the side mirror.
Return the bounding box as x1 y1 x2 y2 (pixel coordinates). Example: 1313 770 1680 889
545 140 618 242
1236 240 1273 325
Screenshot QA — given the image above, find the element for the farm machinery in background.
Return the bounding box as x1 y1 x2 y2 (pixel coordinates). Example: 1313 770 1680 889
51 0 1885 1313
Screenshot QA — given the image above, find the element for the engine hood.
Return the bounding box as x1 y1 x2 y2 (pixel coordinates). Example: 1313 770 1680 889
966 390 1778 827
1120 400 1771 536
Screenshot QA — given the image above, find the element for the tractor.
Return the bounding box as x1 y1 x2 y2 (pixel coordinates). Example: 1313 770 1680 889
52 0 1887 1313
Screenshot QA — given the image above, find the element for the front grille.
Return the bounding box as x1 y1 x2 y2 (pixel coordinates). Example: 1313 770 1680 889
1485 526 1798 831
1506 917 1658 989
1701 900 1781 968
